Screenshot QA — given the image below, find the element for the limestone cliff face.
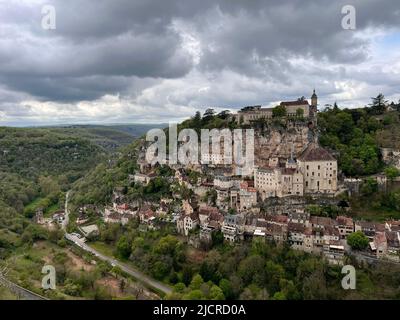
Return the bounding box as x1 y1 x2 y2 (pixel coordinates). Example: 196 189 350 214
254 123 310 167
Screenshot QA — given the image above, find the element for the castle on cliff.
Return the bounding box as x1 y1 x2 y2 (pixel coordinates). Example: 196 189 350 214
235 90 318 125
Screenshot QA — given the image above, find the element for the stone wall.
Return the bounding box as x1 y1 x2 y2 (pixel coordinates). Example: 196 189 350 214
259 196 339 216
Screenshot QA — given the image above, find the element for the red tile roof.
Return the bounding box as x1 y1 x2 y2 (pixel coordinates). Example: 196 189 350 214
336 216 354 227
268 215 288 224
288 222 305 233
310 216 338 227
117 203 129 210
374 232 387 246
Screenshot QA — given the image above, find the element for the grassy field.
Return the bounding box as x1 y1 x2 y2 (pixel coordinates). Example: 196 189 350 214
90 241 116 257
24 197 44 212
45 203 60 217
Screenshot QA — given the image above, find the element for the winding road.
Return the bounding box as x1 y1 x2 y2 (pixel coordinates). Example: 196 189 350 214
65 234 172 295
63 191 172 295
61 190 71 232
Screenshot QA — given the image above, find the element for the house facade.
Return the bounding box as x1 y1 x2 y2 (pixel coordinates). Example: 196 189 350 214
297 143 338 195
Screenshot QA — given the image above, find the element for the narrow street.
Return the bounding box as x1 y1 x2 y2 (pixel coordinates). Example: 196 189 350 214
61 190 71 232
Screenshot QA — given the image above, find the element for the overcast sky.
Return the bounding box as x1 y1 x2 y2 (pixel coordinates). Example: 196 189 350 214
0 0 399 126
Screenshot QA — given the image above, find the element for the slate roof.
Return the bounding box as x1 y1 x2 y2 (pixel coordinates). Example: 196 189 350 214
298 143 335 161
280 100 309 106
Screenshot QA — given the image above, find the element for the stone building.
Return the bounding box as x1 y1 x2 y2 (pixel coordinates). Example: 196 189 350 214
236 91 317 125
297 143 338 195
177 212 199 236
221 214 244 243
254 141 337 198
254 166 304 199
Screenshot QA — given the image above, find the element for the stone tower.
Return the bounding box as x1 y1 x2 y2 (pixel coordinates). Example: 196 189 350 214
311 89 318 108
310 89 318 118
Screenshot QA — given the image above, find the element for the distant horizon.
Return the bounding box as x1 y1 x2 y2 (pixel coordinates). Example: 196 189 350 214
0 1 399 126
1 96 397 128
0 122 170 128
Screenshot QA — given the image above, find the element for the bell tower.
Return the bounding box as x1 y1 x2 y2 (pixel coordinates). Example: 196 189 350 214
311 89 318 108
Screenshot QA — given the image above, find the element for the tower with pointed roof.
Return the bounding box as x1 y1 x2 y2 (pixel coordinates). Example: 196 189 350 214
311 89 318 108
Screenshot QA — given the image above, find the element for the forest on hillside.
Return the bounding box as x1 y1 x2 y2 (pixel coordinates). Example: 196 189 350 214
1 96 400 300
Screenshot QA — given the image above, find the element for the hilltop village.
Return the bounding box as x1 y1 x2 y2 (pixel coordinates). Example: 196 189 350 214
39 91 400 268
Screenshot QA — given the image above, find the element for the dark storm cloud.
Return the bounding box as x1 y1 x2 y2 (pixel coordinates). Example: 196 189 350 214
0 0 399 120
196 0 399 75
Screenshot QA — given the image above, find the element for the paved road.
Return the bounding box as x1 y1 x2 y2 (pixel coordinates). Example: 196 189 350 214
65 234 172 295
63 191 171 295
350 251 400 265
61 191 71 231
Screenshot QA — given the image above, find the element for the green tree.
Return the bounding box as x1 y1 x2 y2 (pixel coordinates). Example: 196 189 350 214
202 108 216 124
189 274 204 290
296 108 304 118
181 265 194 286
302 269 328 300
209 285 225 300
272 105 287 118
211 230 224 247
265 261 285 294
38 176 61 196
183 289 204 300
174 283 186 293
272 291 286 300
360 178 378 196
217 110 231 119
347 231 369 251
385 166 400 183
369 93 388 115
154 235 179 255
116 235 132 259
151 260 171 280
219 279 234 300
238 255 265 285
192 111 202 132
